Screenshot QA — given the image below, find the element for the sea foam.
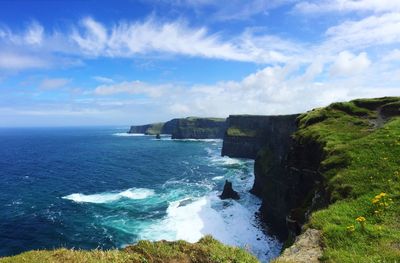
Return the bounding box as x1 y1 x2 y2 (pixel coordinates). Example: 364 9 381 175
139 193 280 262
112 133 145 137
172 138 222 142
63 188 155 204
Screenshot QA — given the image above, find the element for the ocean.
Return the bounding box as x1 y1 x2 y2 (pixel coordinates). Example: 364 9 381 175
0 127 281 262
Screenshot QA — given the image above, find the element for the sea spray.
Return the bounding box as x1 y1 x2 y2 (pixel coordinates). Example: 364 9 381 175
62 188 155 203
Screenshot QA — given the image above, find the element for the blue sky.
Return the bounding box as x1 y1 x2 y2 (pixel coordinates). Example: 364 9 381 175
0 0 399 127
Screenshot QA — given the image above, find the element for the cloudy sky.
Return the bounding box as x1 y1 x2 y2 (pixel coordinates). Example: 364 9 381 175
0 0 399 126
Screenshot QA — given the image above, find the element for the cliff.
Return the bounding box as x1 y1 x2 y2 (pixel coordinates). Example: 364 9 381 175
128 123 164 135
128 117 226 139
171 117 226 139
223 97 400 262
222 114 300 239
222 115 299 159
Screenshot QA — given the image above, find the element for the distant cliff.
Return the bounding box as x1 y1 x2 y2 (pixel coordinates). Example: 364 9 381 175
171 117 226 139
128 117 226 139
128 123 164 135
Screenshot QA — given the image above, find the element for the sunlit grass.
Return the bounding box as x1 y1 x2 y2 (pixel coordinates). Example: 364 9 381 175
0 236 259 263
296 97 400 262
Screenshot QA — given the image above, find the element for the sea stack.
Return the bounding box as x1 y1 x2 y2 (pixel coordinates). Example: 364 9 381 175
220 180 240 200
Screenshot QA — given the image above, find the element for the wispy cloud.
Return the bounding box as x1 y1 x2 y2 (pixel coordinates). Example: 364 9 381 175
1 4 400 125
294 0 400 14
0 17 298 72
0 52 50 70
70 17 293 63
324 12 400 51
39 78 71 90
94 81 169 97
93 76 114 83
24 21 44 45
157 0 298 20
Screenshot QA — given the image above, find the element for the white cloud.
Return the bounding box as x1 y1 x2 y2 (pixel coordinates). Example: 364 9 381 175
24 21 44 45
330 51 370 76
294 0 400 14
0 52 49 70
39 78 71 90
161 0 298 20
324 13 400 51
72 18 108 56
169 103 191 114
70 17 292 63
93 76 114 83
382 49 400 62
212 0 295 20
94 81 168 97
85 56 399 119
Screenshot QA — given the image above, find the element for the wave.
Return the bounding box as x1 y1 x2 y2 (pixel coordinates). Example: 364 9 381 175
112 133 146 137
210 155 245 167
138 193 280 262
62 188 155 204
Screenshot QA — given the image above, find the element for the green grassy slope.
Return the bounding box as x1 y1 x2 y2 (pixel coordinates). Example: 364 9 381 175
0 236 259 263
145 122 164 135
294 97 400 262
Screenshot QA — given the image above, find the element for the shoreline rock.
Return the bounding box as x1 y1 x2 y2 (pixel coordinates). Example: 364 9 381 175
220 180 240 200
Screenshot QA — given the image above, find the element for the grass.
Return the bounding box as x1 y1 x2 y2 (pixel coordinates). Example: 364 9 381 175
0 236 259 263
145 123 164 135
226 127 259 137
185 117 225 122
294 97 400 262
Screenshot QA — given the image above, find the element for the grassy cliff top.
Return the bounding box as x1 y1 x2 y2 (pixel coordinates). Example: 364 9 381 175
145 122 164 135
295 97 400 262
184 117 226 122
0 236 258 263
226 127 259 137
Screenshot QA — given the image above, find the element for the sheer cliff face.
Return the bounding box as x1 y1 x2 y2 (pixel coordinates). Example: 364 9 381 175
222 114 300 239
222 115 299 159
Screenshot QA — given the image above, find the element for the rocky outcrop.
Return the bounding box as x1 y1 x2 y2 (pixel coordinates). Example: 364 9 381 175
220 180 240 200
129 117 226 139
273 229 323 263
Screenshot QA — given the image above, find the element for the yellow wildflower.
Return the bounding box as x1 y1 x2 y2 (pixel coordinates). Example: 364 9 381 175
356 216 366 223
346 225 355 233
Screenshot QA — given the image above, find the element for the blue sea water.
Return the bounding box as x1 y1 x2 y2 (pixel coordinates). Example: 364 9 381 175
0 127 280 262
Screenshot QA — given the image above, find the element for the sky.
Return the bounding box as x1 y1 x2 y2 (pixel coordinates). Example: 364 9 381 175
0 0 399 127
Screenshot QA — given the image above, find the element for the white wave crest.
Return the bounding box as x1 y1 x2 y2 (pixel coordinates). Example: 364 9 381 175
113 133 145 137
172 138 222 142
62 188 155 204
139 193 280 262
210 155 243 166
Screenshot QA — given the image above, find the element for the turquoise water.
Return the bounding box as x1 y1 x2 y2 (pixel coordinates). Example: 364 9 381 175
0 127 280 262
